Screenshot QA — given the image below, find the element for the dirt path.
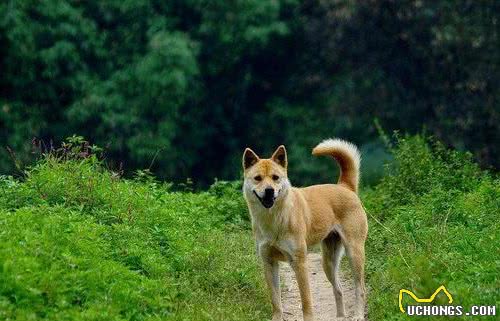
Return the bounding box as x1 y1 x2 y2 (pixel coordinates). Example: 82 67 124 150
281 253 360 321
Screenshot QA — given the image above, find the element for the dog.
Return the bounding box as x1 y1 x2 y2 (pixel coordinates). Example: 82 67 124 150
242 139 368 321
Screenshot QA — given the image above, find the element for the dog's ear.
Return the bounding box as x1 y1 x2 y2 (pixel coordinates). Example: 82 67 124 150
243 148 259 170
271 145 287 169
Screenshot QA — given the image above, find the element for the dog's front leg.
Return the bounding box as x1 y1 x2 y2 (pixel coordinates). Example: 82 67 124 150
290 251 314 321
262 258 282 321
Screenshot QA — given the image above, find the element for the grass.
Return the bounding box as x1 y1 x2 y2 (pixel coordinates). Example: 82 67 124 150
362 135 499 320
0 135 498 320
0 144 268 321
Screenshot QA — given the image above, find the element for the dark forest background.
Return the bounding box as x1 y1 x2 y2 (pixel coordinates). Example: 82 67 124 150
1 0 498 187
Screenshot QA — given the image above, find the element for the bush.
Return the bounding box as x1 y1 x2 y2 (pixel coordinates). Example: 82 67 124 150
0 147 267 320
363 135 499 320
1 135 498 320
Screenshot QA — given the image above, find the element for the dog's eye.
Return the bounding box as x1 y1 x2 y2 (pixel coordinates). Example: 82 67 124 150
254 175 262 181
272 175 279 181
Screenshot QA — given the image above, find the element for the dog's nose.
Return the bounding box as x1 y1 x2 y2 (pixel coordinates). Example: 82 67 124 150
264 187 274 198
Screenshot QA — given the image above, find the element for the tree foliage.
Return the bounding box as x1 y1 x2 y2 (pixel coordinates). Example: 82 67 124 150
1 0 498 186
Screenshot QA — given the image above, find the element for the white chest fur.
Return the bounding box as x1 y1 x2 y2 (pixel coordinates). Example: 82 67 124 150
251 205 299 260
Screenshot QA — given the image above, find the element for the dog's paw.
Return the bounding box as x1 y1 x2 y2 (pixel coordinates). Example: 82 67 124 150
351 316 365 321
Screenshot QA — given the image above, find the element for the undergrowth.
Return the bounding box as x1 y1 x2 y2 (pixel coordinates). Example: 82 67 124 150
363 135 499 320
0 135 498 320
0 138 266 321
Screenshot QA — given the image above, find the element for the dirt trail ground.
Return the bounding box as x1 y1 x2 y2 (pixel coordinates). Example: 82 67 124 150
281 253 361 321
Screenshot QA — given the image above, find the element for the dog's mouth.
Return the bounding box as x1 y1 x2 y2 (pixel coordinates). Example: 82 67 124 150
253 190 275 209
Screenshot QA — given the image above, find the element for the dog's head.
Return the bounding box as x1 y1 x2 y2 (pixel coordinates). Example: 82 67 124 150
242 145 290 209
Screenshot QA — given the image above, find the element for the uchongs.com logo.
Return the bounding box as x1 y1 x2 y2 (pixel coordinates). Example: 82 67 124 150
399 285 496 317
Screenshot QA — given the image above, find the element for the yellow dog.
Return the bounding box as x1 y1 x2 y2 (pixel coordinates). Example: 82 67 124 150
242 139 368 321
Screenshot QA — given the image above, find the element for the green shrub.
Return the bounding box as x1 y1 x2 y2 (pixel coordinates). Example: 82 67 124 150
1 135 498 320
0 149 267 320
363 135 499 320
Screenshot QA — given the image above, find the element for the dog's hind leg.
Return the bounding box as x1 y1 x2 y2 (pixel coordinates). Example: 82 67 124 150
321 232 346 318
344 237 366 321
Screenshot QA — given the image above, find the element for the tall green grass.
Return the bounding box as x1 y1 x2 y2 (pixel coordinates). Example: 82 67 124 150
0 136 498 320
0 146 268 320
363 135 499 320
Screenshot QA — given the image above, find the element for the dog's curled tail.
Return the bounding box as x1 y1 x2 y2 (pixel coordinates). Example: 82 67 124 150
312 138 361 193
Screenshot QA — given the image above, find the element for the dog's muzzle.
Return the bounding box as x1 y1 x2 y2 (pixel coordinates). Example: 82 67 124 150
253 188 275 209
